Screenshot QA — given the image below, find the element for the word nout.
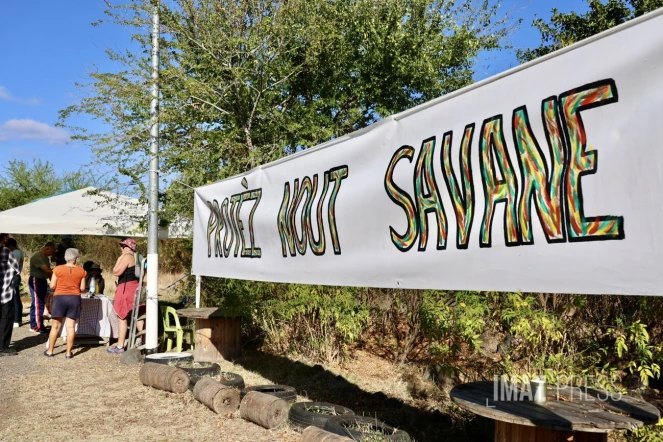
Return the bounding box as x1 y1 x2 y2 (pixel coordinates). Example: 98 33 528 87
278 166 349 257
384 79 624 252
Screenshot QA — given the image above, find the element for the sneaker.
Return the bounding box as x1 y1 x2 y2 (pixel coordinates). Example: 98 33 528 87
107 346 124 355
13 323 19 328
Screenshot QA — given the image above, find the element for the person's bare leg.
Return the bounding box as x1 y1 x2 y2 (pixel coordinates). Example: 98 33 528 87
137 319 144 345
117 318 128 348
47 318 62 354
65 318 76 356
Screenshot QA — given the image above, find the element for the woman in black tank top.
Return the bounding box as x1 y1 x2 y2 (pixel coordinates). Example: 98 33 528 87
109 238 140 355
118 262 139 285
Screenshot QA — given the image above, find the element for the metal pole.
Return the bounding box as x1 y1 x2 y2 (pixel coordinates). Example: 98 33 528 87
195 275 201 308
146 0 160 352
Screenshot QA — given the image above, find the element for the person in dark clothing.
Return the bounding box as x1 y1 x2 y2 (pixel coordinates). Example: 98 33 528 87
84 262 105 295
107 238 140 354
53 235 74 266
29 242 55 333
0 233 20 356
6 238 24 327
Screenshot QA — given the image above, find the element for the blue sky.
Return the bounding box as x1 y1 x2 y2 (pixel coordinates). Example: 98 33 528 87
0 0 587 178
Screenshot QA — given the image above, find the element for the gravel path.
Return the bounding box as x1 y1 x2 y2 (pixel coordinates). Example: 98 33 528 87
0 321 300 442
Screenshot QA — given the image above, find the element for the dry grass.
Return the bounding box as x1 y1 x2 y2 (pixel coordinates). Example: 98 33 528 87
1 324 299 442
1 301 473 442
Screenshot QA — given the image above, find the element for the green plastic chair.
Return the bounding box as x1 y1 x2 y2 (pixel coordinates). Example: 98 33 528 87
160 306 194 353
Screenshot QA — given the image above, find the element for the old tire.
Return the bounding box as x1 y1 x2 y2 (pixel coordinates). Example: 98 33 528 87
218 372 245 389
324 416 411 442
174 362 221 390
189 371 246 391
144 352 193 365
288 402 355 429
240 385 297 403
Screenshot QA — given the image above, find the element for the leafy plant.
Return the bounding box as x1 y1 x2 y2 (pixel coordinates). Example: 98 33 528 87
518 0 663 63
420 290 488 377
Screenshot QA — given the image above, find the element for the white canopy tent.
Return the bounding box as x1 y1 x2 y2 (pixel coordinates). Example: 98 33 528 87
0 186 200 307
0 187 190 238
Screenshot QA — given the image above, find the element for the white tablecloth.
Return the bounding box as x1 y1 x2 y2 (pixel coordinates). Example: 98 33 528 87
59 295 119 339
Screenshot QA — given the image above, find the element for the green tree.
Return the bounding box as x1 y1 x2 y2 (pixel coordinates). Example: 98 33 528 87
60 0 511 221
0 160 61 211
0 159 98 211
518 0 663 63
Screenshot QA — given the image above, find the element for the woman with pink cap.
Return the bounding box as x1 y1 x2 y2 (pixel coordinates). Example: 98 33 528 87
108 238 140 354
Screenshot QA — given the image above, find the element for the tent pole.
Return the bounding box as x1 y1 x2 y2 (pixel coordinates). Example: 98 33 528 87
145 0 160 353
195 275 201 308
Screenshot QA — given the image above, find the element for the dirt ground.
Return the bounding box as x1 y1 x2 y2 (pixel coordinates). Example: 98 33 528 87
0 296 304 442
0 327 303 442
0 301 459 442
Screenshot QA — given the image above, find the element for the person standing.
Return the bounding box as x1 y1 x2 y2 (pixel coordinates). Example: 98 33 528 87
84 263 105 295
53 235 74 266
0 233 19 356
29 242 55 333
107 239 140 354
45 248 86 359
6 238 24 327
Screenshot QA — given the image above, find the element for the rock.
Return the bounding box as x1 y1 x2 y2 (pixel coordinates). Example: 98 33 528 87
121 348 143 365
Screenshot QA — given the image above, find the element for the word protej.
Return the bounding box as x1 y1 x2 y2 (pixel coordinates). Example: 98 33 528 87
278 166 349 257
205 188 263 259
384 79 625 252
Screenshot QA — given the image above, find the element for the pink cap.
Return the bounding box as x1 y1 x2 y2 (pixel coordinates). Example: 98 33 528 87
119 238 137 251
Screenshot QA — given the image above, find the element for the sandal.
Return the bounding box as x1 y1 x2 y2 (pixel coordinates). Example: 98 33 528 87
65 353 73 359
43 350 54 358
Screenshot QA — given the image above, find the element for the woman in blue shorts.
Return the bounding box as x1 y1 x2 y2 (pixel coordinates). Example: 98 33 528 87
44 248 86 359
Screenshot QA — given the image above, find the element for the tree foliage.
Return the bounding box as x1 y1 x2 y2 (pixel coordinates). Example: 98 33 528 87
59 0 511 221
0 159 95 211
517 0 663 63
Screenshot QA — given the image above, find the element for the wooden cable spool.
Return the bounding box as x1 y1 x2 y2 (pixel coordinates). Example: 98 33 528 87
300 426 353 442
240 391 289 429
193 377 240 414
139 362 190 394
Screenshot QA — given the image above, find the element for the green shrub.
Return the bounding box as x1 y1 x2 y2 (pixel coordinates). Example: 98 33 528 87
200 278 370 363
420 290 489 377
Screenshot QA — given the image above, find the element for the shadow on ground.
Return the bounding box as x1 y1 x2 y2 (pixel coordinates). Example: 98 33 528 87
233 350 493 441
11 332 48 352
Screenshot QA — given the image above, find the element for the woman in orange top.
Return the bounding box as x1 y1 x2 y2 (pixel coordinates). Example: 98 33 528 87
45 248 86 359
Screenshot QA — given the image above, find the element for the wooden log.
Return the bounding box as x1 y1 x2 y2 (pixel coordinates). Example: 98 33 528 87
300 426 353 442
193 377 240 414
139 362 190 394
240 391 289 429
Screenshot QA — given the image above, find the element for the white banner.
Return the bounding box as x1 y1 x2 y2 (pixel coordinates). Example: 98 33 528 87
192 10 663 295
